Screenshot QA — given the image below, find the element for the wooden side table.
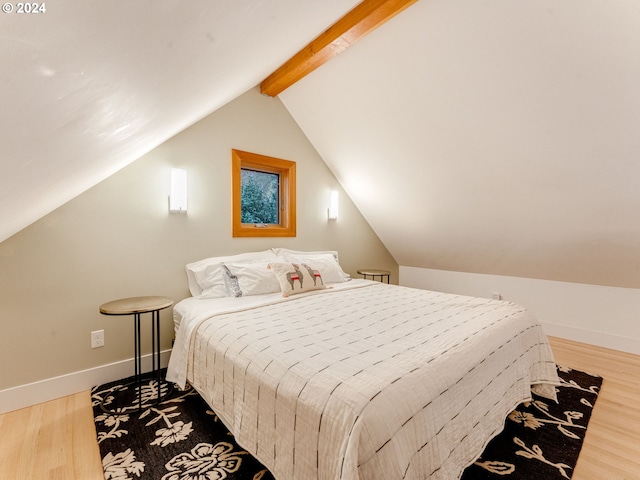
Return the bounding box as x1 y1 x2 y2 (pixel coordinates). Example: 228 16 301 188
99 296 174 412
357 269 391 283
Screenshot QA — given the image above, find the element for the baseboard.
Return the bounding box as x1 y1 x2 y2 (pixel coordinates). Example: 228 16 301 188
541 322 640 356
0 349 171 414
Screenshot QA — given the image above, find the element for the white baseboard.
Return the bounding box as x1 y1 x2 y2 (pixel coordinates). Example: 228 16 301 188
541 321 640 355
0 349 171 414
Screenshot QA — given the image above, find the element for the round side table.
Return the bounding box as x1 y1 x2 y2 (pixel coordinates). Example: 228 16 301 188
357 269 391 284
99 296 174 413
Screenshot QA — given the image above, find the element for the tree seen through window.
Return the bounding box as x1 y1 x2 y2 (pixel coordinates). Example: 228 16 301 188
240 169 279 224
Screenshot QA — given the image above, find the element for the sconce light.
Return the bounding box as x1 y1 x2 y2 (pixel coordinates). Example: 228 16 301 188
328 190 339 220
169 168 188 213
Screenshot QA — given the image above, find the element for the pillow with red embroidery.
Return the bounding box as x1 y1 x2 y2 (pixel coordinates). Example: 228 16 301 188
268 262 326 297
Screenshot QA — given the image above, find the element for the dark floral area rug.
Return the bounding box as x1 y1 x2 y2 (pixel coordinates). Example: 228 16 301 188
92 365 601 480
461 365 601 480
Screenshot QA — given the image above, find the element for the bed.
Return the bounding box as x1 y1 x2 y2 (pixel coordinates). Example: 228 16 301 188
166 249 559 480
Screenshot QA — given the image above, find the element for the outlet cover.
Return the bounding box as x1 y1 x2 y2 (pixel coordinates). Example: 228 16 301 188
91 329 105 348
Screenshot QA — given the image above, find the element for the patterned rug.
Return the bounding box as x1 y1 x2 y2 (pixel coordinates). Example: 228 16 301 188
92 365 601 480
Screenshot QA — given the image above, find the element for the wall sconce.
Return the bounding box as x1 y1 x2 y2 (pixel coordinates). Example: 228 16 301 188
169 168 188 213
328 190 339 220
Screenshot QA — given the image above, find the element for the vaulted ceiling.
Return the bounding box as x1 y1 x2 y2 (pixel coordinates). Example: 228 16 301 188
279 0 640 288
3 0 640 289
0 0 360 242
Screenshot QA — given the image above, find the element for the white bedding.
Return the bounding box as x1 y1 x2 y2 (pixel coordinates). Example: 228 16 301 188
166 280 558 480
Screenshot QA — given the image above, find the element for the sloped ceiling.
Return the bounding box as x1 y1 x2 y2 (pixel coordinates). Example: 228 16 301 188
0 0 359 242
4 0 640 290
280 0 640 289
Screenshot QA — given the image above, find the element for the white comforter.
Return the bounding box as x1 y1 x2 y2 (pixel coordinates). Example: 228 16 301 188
167 281 558 480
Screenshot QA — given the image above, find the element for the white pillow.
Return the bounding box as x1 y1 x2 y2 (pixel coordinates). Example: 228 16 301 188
272 248 350 282
185 250 280 298
268 262 326 297
220 262 281 297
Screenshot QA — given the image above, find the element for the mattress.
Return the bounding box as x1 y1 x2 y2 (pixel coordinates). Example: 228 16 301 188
166 280 558 480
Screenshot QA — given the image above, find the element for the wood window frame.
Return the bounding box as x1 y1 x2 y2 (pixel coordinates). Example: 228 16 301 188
232 149 296 237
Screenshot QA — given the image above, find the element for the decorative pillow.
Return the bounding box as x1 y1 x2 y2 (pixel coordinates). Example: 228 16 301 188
281 253 349 283
272 248 350 282
220 262 281 297
185 250 280 298
268 262 326 297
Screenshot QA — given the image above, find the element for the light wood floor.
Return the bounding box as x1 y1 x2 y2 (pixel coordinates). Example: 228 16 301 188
1 336 639 479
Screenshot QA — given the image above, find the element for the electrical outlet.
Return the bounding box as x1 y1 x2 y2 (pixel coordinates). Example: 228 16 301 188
492 292 502 300
91 329 105 348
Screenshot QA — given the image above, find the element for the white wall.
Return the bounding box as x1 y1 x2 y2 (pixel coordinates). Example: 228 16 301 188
400 266 640 355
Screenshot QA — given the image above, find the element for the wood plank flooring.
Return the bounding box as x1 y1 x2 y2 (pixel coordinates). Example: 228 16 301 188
0 390 103 479
1 336 639 479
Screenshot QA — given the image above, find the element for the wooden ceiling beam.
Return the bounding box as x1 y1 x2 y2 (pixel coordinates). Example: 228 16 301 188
260 0 419 97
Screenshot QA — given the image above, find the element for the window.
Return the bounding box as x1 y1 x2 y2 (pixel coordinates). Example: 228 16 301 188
232 149 296 237
240 169 279 224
